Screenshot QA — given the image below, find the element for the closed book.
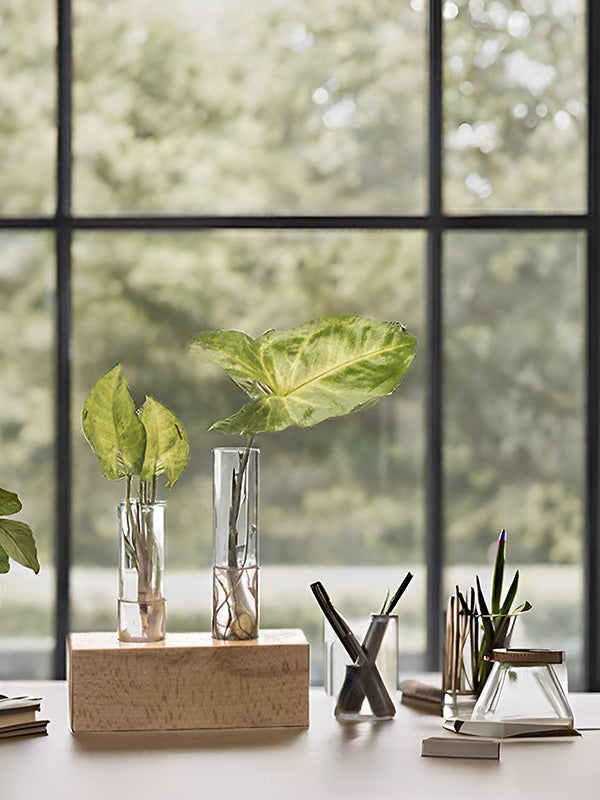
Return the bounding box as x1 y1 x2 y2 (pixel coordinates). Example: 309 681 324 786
400 680 443 715
422 736 500 759
0 720 48 740
0 700 41 729
443 717 580 739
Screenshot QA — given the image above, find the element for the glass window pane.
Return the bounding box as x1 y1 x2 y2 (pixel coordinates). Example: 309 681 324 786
444 0 586 213
0 1 56 215
71 230 426 678
0 233 55 678
73 0 427 215
444 231 585 687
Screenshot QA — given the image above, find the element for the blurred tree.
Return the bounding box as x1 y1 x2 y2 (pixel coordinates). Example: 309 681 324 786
444 0 585 211
0 0 587 665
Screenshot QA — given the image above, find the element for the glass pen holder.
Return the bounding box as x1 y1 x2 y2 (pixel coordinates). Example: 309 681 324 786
324 613 398 721
442 599 518 720
472 649 574 728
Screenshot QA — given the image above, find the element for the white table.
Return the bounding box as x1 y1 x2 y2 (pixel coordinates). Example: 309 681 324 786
2 682 600 800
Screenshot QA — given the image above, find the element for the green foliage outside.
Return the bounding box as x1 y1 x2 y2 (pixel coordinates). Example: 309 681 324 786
0 0 588 678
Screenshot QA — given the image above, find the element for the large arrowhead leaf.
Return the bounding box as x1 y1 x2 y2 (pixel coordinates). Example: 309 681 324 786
0 487 22 516
0 519 40 573
0 547 9 574
82 364 146 480
138 396 190 487
188 314 417 435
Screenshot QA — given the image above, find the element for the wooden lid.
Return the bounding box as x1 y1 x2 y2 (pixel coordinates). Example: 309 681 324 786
489 648 565 665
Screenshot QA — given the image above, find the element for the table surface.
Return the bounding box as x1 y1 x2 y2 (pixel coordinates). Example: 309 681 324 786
2 682 600 800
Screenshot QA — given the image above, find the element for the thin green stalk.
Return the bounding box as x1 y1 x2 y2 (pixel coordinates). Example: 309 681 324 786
227 434 257 568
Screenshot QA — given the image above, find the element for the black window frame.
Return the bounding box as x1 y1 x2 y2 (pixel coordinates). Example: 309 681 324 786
1 0 598 687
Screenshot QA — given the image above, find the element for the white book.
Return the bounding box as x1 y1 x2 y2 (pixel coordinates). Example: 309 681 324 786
422 736 500 759
443 717 580 739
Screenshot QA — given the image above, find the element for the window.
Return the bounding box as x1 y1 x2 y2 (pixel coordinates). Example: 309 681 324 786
1 0 596 690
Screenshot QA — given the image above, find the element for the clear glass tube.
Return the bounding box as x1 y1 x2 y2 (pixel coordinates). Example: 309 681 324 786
118 500 166 642
212 446 259 640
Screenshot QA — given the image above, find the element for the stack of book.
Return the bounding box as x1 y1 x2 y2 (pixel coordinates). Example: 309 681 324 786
0 695 48 739
400 679 444 715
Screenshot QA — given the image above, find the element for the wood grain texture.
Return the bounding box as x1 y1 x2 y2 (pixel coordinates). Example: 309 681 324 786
68 630 310 732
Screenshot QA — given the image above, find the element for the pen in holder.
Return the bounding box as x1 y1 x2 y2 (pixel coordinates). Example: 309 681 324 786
442 592 480 720
442 589 518 719
333 613 398 721
313 574 412 722
311 582 396 721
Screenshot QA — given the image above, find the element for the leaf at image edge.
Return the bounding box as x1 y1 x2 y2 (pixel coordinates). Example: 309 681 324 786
0 519 40 573
0 487 23 517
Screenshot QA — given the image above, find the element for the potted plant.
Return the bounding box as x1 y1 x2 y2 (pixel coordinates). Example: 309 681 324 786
82 364 189 642
0 487 39 576
188 313 417 641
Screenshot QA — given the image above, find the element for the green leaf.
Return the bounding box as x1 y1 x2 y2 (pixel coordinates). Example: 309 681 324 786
498 570 520 618
0 487 22 517
188 314 417 435
511 600 532 614
0 547 10 574
0 519 40 573
491 530 505 615
476 575 495 645
138 396 189 487
82 364 146 480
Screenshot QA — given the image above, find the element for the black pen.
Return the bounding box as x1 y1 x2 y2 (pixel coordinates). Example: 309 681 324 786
310 581 396 718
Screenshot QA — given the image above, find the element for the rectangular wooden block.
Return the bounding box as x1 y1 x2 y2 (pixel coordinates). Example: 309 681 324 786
68 629 310 732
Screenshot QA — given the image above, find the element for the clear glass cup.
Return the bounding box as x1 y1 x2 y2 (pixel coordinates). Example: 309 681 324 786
324 613 398 721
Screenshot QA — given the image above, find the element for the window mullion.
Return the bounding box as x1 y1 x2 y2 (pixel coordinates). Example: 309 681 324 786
54 0 73 680
426 0 444 671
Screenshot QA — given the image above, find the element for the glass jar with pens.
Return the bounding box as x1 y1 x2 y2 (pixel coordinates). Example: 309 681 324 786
313 572 413 721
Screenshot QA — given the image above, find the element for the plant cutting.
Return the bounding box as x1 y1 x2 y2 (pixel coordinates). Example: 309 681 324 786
0 487 39 576
188 313 417 640
82 364 189 641
474 529 531 689
443 530 532 716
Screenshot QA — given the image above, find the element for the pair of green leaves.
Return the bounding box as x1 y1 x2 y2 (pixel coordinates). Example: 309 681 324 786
0 487 39 575
188 314 417 435
82 365 189 488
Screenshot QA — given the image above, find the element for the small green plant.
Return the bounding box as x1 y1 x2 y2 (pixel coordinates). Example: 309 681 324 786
0 486 39 575
82 364 189 636
452 531 532 695
189 313 417 638
475 529 531 689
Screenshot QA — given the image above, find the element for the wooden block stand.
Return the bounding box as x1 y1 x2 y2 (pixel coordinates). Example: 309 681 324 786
68 629 310 732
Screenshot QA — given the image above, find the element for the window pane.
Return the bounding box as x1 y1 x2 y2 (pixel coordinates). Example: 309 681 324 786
444 0 586 213
0 1 56 215
73 0 427 215
444 231 585 686
0 233 55 678
71 230 426 678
